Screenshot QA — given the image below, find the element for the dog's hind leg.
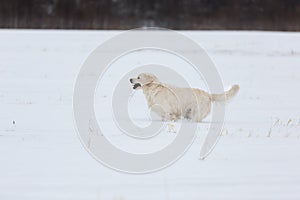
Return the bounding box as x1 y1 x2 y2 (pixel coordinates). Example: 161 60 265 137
184 108 192 120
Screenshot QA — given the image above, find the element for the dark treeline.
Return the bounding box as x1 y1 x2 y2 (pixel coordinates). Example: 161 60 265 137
0 0 299 31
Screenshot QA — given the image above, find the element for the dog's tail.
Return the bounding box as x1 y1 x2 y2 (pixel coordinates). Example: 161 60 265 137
211 85 239 102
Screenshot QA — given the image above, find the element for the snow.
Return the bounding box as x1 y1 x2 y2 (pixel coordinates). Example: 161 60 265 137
0 29 300 199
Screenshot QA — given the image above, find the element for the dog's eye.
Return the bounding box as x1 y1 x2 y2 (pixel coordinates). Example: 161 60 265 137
137 77 140 79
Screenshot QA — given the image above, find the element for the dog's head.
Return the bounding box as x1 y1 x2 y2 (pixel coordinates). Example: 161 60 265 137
129 73 159 90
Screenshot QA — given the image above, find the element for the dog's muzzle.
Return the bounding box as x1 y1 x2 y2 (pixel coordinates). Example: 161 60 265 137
129 78 141 90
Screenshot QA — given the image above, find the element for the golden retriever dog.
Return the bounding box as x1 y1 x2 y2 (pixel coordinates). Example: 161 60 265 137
130 73 239 122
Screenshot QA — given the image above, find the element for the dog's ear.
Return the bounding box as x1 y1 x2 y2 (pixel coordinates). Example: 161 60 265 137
147 74 158 83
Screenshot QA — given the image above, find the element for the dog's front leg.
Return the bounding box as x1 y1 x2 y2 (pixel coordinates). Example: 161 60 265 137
162 113 179 122
161 113 169 121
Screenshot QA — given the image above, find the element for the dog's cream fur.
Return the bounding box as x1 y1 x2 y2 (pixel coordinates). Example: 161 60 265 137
130 73 239 122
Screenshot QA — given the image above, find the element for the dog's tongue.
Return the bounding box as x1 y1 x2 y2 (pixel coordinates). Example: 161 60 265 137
133 83 141 89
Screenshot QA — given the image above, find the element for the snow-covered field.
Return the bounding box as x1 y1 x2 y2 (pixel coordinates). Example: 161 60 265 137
0 30 300 200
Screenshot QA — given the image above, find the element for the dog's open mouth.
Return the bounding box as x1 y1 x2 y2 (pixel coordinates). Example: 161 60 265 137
133 83 141 89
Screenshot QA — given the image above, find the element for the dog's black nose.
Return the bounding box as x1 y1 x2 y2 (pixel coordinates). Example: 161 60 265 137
129 78 133 83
